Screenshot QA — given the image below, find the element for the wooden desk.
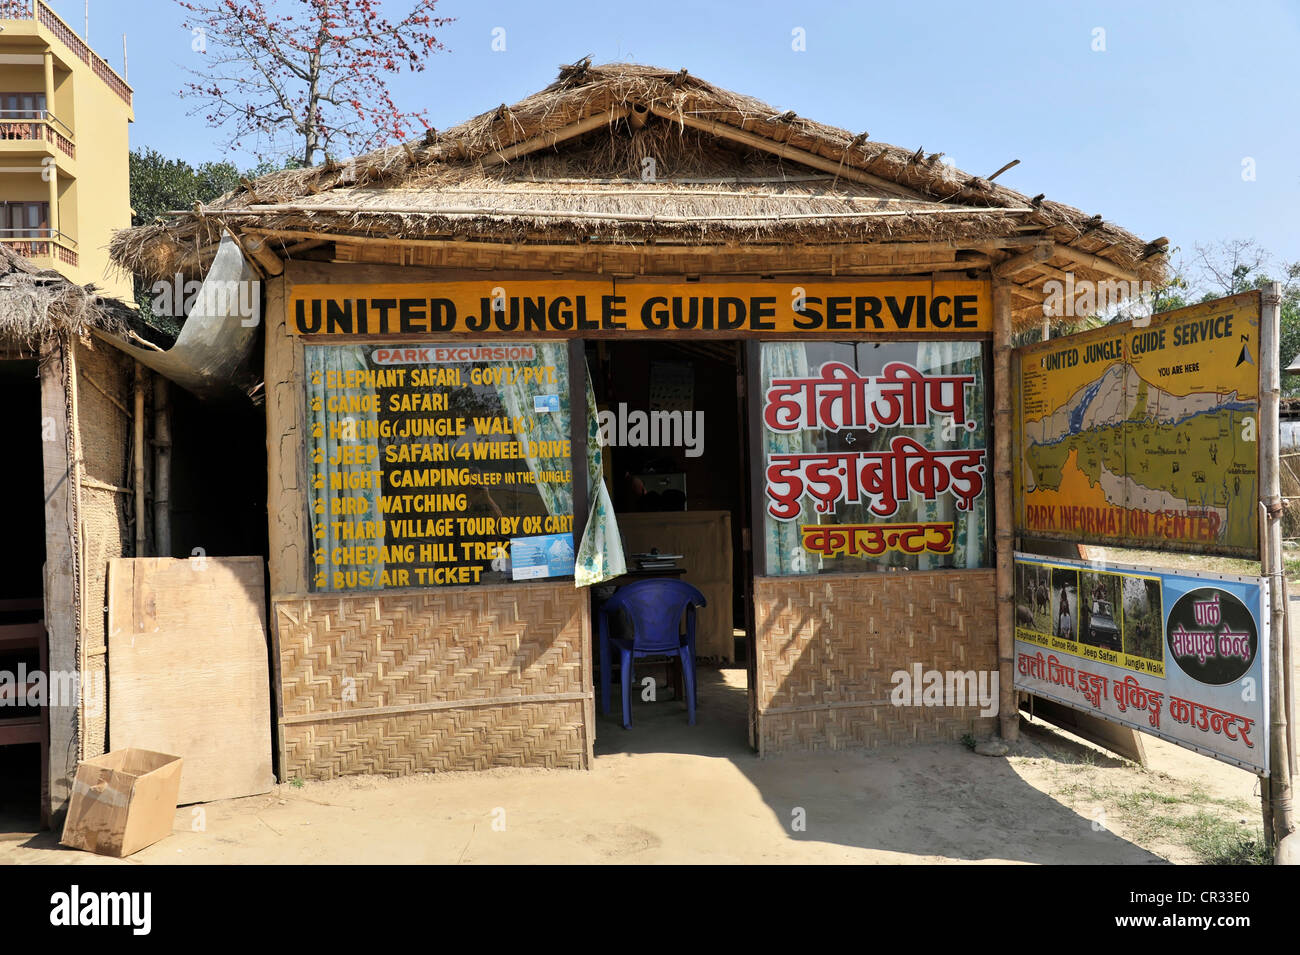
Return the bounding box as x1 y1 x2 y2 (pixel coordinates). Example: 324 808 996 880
616 511 733 661
602 567 688 587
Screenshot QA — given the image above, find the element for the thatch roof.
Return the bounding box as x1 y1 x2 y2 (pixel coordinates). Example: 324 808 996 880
111 60 1167 319
0 244 143 347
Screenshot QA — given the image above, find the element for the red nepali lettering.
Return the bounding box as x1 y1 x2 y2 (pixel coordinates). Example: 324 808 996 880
763 360 976 434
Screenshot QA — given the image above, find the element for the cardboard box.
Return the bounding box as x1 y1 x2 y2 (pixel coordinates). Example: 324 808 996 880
60 749 183 857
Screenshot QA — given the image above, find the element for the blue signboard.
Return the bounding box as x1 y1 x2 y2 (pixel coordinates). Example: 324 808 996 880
510 533 575 581
1014 552 1269 774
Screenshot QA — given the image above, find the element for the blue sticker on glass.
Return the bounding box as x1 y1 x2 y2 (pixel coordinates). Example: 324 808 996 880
510 533 574 580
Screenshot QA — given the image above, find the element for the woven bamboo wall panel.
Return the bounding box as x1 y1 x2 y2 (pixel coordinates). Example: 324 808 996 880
274 583 593 779
754 570 997 755
74 339 133 759
283 703 589 779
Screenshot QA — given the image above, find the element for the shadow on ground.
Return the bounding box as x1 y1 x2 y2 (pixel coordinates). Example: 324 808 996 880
0 664 1173 864
594 663 1165 864
0 743 66 855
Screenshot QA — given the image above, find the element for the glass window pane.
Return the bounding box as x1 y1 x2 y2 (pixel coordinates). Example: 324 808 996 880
303 342 575 591
759 340 991 574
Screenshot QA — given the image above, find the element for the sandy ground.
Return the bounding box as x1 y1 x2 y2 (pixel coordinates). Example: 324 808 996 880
0 665 1266 865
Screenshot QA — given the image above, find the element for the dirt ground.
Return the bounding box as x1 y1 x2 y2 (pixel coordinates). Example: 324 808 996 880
3 549 1289 865
0 666 1269 865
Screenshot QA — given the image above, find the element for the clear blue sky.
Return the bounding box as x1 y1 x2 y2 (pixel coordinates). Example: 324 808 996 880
52 0 1300 276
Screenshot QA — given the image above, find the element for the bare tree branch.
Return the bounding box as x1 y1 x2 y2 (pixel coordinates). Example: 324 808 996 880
177 0 452 165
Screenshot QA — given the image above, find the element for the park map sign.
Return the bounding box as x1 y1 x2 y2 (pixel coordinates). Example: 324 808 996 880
1013 291 1261 558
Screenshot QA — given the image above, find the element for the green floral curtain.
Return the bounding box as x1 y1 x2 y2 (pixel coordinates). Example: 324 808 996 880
916 341 989 570
305 345 383 591
491 341 573 520
761 343 821 575
576 361 626 586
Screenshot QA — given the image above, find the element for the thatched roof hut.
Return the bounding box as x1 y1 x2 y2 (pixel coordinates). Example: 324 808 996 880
110 61 1165 329
98 61 1179 784
0 245 137 348
0 243 163 826
0 243 266 826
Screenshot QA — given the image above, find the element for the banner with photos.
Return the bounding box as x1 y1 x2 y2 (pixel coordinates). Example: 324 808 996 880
1014 552 1268 774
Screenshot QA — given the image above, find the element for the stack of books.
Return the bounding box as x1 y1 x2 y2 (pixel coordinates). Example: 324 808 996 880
631 551 683 571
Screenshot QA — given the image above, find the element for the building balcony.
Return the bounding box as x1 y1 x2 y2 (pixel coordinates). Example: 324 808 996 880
0 1 132 108
0 109 73 158
0 227 77 266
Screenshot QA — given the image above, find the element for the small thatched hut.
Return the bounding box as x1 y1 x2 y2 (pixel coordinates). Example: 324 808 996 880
0 246 163 824
0 243 273 824
109 61 1165 782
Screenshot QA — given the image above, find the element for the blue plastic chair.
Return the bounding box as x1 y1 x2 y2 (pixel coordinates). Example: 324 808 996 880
598 579 706 729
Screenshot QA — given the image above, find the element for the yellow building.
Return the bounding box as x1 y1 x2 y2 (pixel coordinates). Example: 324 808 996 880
0 0 132 299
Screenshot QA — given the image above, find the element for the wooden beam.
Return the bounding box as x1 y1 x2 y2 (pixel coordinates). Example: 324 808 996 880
133 361 147 558
242 225 1037 257
81 370 129 417
993 279 1019 743
480 107 631 166
283 238 327 256
244 236 285 277
1053 243 1141 282
1260 282 1296 855
992 240 1053 278
338 243 983 278
647 103 928 199
1024 260 1073 284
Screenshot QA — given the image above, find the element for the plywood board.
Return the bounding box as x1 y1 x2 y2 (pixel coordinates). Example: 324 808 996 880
108 556 273 804
617 510 734 660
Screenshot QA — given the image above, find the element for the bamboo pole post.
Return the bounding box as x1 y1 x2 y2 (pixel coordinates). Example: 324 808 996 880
64 336 86 761
133 361 147 558
1260 282 1295 856
992 279 1019 740
1260 501 1274 844
153 376 171 558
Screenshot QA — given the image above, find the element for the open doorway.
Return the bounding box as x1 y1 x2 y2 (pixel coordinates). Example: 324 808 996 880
0 358 47 827
585 339 755 755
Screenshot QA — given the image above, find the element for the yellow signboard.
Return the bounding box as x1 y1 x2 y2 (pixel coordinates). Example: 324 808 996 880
1014 291 1261 557
287 279 991 336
